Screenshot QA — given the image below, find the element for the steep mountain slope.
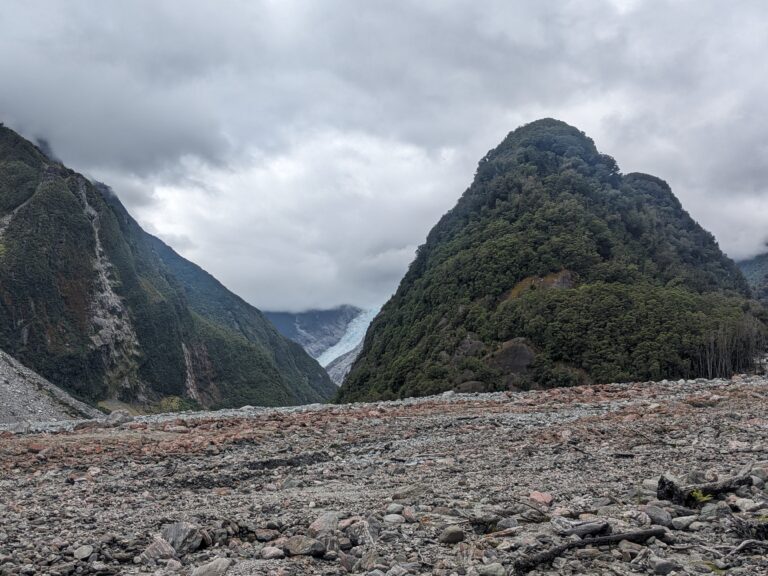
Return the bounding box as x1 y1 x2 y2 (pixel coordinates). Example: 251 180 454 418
0 124 335 409
738 252 768 302
264 306 362 358
0 349 103 424
339 119 764 402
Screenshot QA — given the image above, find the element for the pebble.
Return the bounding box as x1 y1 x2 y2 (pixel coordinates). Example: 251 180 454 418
2 377 767 576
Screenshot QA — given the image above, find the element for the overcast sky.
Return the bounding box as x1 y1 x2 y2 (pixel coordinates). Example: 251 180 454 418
2 0 768 311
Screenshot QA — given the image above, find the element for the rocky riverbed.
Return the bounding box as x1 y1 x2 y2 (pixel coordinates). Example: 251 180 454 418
1 377 767 576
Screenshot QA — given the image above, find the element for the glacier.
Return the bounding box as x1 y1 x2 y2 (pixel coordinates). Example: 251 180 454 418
317 307 379 368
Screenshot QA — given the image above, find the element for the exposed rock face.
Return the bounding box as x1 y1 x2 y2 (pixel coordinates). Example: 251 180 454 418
0 349 102 425
2 376 767 575
325 340 363 385
0 125 335 409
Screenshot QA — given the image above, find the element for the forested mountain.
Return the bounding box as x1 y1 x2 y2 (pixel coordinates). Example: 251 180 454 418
338 119 765 402
0 124 335 410
738 252 768 303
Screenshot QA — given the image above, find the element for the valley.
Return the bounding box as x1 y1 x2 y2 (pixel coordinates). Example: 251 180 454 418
2 377 767 575
3 5 768 576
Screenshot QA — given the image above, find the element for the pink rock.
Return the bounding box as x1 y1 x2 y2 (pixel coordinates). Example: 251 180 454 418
529 491 554 506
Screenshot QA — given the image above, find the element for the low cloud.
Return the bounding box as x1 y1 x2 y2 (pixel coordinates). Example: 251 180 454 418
1 0 767 309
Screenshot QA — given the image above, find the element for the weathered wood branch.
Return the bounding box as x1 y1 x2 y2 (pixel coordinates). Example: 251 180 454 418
657 474 753 507
513 527 666 575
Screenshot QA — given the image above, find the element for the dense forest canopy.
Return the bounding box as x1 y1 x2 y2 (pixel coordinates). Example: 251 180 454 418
338 119 765 402
738 252 768 303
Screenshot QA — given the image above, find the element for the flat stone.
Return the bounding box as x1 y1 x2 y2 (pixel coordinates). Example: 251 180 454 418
477 563 505 576
671 515 697 531
284 535 325 557
383 514 405 524
190 558 231 576
529 491 554 506
73 545 93 560
261 546 285 559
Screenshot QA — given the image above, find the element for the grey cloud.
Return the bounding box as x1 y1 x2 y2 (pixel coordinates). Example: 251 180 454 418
1 0 767 309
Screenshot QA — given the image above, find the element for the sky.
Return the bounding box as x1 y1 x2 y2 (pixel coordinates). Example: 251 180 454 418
2 0 768 311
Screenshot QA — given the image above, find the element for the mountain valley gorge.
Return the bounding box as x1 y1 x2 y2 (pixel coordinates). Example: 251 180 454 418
2 119 767 576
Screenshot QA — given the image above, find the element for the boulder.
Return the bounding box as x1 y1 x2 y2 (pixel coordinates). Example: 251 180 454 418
162 521 203 554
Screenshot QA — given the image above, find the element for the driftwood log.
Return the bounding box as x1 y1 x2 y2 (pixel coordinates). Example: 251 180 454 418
657 474 753 507
513 527 667 575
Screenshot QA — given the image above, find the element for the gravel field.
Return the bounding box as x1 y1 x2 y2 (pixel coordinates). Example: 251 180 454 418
1 377 767 576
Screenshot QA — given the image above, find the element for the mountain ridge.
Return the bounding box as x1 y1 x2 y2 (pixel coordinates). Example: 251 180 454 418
0 124 335 409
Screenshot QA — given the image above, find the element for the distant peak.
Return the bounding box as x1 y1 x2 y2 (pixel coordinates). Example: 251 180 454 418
486 118 599 164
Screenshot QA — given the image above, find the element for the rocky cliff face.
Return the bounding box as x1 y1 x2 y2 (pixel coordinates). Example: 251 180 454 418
340 119 763 402
0 124 335 409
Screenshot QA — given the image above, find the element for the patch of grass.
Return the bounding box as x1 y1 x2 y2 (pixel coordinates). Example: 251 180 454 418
690 488 713 504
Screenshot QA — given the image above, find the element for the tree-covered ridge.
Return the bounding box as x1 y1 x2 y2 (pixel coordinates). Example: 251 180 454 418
738 252 768 303
0 124 335 409
338 119 763 402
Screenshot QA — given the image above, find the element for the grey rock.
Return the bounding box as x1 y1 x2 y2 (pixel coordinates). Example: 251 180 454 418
478 563 506 576
438 525 465 544
73 545 93 560
162 521 203 554
283 535 325 557
649 555 678 575
308 511 340 536
261 546 285 559
106 409 133 426
383 514 405 524
643 505 672 527
140 537 176 561
670 515 697 531
190 557 232 576
496 517 518 530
